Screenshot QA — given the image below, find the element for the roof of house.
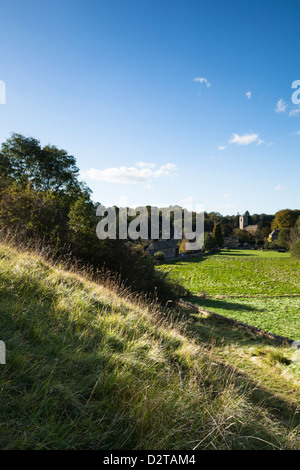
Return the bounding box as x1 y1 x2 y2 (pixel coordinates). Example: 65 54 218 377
148 239 178 251
244 224 258 230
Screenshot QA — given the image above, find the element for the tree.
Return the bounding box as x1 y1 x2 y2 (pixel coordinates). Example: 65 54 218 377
291 239 300 259
0 180 71 245
212 223 224 247
0 133 90 196
203 233 216 251
277 228 291 249
271 209 300 230
290 216 300 245
233 228 250 244
222 223 234 237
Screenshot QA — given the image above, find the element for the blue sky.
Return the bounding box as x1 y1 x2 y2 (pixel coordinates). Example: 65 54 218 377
0 0 299 214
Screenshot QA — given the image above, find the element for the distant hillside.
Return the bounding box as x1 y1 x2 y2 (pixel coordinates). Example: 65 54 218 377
0 242 299 450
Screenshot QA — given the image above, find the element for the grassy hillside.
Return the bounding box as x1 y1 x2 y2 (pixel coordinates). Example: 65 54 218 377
158 250 300 339
0 243 299 450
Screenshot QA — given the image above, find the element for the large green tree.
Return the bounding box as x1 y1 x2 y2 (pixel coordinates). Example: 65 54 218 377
271 209 300 230
0 133 89 196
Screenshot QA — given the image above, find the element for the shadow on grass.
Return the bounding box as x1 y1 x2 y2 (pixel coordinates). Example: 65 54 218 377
162 252 214 265
189 295 257 312
162 250 256 266
177 302 300 427
214 251 255 257
177 295 283 351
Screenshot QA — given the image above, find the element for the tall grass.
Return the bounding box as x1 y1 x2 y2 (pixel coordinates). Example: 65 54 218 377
0 241 299 449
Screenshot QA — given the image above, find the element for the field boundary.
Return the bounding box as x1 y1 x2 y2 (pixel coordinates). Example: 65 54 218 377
178 299 295 346
211 294 300 299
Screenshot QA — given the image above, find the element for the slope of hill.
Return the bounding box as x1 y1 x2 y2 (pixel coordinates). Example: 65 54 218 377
0 243 299 450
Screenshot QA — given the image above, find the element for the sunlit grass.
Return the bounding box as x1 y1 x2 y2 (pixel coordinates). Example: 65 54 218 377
158 250 300 338
0 244 299 449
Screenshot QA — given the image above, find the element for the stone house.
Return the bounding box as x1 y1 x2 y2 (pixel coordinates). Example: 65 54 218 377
147 239 179 259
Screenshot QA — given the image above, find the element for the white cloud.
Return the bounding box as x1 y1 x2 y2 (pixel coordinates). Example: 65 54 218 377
257 138 264 146
194 77 211 87
82 163 177 185
181 196 194 205
274 185 283 191
275 98 288 113
136 161 156 168
229 132 259 146
289 107 300 117
245 91 251 99
218 145 226 150
295 130 300 135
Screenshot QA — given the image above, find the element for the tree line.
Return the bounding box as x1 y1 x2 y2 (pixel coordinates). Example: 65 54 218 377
0 133 186 301
0 132 299 296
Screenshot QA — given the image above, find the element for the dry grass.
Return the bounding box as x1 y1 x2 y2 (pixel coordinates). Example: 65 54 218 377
0 238 299 449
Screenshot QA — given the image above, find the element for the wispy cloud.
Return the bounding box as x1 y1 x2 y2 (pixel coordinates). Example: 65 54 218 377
275 98 288 113
136 161 156 168
274 185 283 191
218 145 226 150
181 196 194 205
245 91 251 99
216 203 238 211
295 130 300 135
82 163 177 185
194 77 211 87
229 132 259 146
289 107 300 117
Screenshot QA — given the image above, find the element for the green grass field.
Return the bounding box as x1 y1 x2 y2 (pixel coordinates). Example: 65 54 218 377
158 250 300 339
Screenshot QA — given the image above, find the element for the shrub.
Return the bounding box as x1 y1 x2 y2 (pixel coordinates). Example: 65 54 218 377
203 233 216 251
154 251 165 262
212 223 224 247
291 239 300 259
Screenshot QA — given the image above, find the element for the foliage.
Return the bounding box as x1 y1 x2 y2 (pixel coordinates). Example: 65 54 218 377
0 134 183 302
276 228 291 249
291 239 300 259
271 209 300 230
0 181 69 245
154 250 165 262
233 228 250 243
203 232 216 251
290 216 300 246
0 133 89 196
212 223 224 247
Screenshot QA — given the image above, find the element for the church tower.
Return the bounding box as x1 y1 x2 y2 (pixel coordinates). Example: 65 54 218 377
239 211 249 230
